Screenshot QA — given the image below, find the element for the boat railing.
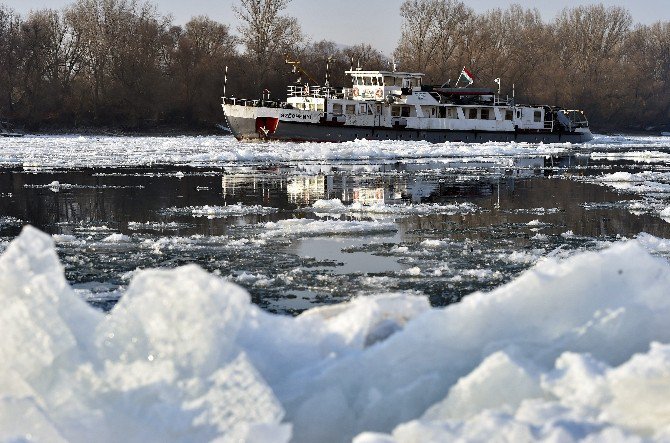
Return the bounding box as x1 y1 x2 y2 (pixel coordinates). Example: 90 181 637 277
222 97 284 108
287 85 346 99
493 96 512 106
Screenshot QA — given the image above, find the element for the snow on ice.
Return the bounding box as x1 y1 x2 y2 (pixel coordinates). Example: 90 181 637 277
3 226 670 442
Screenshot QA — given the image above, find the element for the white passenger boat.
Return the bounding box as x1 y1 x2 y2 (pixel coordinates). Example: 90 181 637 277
222 67 592 143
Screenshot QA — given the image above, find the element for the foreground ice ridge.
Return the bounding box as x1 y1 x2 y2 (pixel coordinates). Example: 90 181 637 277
3 227 670 442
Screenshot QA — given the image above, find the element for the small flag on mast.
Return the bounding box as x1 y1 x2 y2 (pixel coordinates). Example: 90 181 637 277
458 66 475 86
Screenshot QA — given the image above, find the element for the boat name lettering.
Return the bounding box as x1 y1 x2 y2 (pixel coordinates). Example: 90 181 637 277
280 112 312 120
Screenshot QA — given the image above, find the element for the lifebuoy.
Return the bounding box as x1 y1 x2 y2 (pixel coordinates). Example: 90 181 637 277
375 88 383 99
353 87 360 97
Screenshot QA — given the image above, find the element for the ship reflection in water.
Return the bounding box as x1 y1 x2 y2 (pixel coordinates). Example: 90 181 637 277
1 154 668 314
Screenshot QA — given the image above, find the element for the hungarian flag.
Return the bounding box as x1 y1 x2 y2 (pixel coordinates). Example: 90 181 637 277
461 67 475 85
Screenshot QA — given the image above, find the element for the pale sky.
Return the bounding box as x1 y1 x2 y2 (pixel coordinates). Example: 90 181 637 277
3 0 669 55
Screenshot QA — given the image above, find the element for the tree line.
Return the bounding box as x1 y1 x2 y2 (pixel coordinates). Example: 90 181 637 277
0 0 669 132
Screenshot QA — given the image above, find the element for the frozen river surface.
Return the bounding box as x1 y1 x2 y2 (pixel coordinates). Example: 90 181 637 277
3 134 670 442
2 135 670 313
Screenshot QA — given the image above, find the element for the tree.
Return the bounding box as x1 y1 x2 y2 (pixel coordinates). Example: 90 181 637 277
0 6 22 116
169 16 238 123
233 0 302 92
394 0 473 82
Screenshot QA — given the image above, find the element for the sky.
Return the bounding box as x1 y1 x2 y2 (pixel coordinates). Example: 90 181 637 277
3 0 670 55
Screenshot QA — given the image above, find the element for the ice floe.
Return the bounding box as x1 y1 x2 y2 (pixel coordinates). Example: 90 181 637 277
261 219 397 238
4 226 670 442
310 198 477 217
163 203 278 218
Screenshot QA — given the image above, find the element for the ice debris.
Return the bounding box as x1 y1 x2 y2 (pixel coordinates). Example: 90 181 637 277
3 227 670 442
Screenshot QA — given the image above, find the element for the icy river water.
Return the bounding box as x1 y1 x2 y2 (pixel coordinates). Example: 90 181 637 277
8 134 670 443
3 134 670 314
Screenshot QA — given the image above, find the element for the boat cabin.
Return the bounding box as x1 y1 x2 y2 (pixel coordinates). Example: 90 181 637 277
345 70 424 101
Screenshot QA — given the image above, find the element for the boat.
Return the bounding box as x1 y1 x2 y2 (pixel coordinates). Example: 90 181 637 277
0 120 23 137
661 132 670 136
222 67 592 143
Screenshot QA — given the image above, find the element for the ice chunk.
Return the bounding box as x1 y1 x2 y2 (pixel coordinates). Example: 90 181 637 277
164 203 278 218
0 227 286 442
309 198 477 216
4 225 670 442
261 219 397 238
422 351 544 421
299 294 430 349
101 233 131 242
96 264 250 378
0 226 98 381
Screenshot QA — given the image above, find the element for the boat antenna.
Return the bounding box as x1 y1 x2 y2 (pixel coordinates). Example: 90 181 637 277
494 77 501 95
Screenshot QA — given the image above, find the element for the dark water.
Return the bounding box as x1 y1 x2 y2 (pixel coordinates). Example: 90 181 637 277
1 154 669 314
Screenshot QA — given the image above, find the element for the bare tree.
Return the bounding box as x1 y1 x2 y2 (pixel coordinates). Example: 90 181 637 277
170 16 238 122
394 0 473 82
0 6 22 116
234 0 302 89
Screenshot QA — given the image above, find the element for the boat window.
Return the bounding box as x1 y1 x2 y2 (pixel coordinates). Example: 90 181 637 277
534 110 542 122
468 109 478 119
401 106 411 117
346 104 356 114
505 110 513 120
371 77 378 86
383 76 393 86
391 106 400 117
481 108 489 120
360 104 367 114
332 103 343 115
421 106 435 117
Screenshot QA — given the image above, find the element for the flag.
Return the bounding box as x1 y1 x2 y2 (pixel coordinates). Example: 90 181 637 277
461 67 475 85
457 67 475 87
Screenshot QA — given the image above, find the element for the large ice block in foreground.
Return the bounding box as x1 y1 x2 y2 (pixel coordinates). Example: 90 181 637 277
2 226 670 442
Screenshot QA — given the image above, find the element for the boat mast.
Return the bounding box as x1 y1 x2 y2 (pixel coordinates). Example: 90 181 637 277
285 53 319 85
